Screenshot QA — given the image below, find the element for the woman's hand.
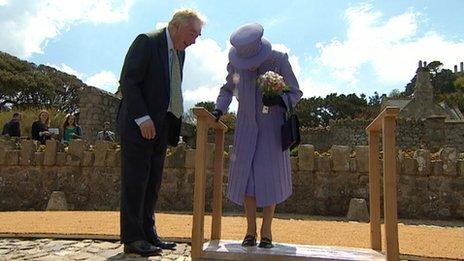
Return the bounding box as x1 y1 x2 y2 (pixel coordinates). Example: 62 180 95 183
211 109 223 122
262 95 285 107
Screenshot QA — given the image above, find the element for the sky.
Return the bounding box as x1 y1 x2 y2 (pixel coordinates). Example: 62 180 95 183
0 0 463 110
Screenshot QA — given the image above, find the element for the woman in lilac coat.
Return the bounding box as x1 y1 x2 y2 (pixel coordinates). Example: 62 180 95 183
212 23 303 248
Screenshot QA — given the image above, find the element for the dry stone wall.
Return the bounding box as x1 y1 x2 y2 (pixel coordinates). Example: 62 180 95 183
0 137 463 220
78 86 120 144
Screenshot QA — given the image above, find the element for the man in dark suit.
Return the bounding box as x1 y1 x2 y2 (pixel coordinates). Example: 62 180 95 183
1 112 21 137
117 9 204 256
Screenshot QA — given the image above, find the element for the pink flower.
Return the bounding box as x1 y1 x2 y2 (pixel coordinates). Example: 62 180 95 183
257 71 289 96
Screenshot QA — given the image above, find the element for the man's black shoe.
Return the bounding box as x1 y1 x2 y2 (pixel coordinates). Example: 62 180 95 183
148 236 177 249
123 240 162 256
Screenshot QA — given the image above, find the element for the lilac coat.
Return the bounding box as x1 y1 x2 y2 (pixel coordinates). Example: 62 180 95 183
215 50 303 207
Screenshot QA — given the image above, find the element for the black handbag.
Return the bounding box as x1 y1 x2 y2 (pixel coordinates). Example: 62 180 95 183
281 94 300 151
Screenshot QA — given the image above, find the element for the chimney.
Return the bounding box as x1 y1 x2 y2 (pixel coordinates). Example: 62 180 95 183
461 62 463 72
454 65 458 73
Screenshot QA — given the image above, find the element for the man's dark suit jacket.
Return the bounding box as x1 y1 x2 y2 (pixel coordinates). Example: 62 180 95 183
118 28 185 144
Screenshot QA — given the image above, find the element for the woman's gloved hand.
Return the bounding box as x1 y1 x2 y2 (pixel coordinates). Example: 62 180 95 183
211 109 223 122
262 95 286 107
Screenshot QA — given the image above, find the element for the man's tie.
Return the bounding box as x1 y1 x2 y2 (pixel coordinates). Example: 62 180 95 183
169 49 183 118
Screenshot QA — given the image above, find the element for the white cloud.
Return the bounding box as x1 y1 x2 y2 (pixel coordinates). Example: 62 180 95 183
0 0 134 58
85 70 119 93
47 63 118 93
46 63 84 79
272 43 301 78
182 37 229 109
316 3 464 87
155 22 167 30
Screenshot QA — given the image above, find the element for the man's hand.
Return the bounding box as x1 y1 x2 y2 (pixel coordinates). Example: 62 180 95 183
139 119 156 139
211 109 223 122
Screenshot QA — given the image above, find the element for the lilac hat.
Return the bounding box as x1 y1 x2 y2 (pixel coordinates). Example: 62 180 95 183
228 23 272 69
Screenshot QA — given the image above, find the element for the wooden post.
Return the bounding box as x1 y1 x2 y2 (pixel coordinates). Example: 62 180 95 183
368 131 381 251
191 117 208 258
383 116 399 261
211 128 225 240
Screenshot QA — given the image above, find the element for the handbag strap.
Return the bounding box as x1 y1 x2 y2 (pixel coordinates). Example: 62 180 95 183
284 92 294 114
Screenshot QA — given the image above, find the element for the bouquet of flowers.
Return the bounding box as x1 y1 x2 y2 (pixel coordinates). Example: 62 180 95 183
257 71 290 96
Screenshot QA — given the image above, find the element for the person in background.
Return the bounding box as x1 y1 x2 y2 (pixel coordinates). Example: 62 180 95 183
96 121 115 142
62 114 82 144
1 112 21 137
31 110 52 145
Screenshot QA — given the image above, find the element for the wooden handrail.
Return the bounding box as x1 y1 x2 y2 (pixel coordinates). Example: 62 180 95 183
366 106 400 261
192 107 228 131
366 106 400 132
191 107 227 259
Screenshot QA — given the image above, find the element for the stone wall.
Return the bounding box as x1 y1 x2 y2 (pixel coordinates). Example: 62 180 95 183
0 138 463 220
295 117 464 152
78 86 120 144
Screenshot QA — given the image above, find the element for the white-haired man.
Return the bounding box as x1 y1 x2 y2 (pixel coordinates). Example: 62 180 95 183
117 8 204 256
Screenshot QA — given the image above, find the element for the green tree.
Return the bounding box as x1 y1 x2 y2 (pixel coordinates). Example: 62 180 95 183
194 101 215 112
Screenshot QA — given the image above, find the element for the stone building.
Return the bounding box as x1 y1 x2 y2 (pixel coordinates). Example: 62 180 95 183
381 60 464 120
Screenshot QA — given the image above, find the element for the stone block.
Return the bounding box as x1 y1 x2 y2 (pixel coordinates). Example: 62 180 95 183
315 155 331 172
414 149 430 176
46 191 68 211
33 152 44 166
5 150 19 165
459 160 464 176
349 158 356 172
44 140 58 166
185 149 196 169
56 152 67 165
169 143 187 168
20 140 36 165
431 161 443 176
0 146 5 165
401 157 417 175
94 141 111 167
115 148 121 167
355 146 369 173
298 144 314 171
106 150 117 167
346 198 369 222
290 156 298 171
66 154 81 166
82 151 95 167
68 139 86 158
331 145 350 172
439 147 457 176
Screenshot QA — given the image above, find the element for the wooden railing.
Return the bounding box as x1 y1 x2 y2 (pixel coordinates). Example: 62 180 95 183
191 107 228 259
366 106 400 261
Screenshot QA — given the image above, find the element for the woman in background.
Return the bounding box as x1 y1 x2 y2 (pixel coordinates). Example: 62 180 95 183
62 114 82 144
31 110 51 145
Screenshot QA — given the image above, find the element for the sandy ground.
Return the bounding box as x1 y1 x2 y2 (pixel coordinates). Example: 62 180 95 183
0 211 462 259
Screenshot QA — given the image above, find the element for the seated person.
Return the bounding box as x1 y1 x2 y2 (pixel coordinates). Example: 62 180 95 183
96 121 115 142
62 114 82 143
1 112 21 137
32 110 52 145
